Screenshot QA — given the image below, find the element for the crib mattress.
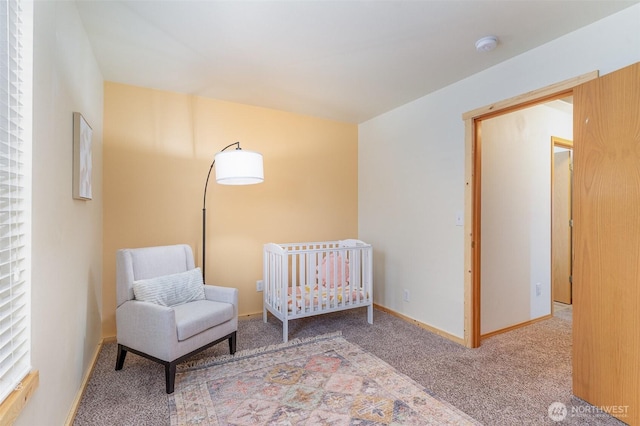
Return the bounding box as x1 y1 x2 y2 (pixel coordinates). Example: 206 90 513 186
274 285 369 314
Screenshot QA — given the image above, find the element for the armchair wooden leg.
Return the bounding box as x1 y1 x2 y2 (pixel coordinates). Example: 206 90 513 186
115 344 127 370
165 362 177 394
229 331 237 354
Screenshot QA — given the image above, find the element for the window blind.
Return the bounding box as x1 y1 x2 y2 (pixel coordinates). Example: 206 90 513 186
0 0 31 404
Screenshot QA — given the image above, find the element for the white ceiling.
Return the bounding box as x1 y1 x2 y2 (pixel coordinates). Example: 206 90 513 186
76 0 638 123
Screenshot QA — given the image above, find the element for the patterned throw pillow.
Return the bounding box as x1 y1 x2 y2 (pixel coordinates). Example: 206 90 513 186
133 267 205 307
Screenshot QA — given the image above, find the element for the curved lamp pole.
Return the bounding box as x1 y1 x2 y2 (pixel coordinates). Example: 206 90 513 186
202 142 264 282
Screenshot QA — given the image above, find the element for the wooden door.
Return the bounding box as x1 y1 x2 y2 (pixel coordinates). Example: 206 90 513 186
552 149 572 304
573 62 640 425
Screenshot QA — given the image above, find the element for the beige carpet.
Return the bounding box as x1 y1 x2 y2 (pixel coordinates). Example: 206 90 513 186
74 306 624 425
170 332 478 425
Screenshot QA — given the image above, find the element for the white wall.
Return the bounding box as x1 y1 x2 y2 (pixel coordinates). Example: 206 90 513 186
17 2 104 425
480 103 572 335
359 4 640 338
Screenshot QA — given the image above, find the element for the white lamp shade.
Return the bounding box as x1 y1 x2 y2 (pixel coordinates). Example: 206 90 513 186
215 149 264 185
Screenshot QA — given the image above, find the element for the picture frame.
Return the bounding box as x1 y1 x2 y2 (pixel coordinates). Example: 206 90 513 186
73 112 93 200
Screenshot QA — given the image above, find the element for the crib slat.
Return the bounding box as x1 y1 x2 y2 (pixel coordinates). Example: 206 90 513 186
353 248 360 304
339 249 349 306
312 250 319 312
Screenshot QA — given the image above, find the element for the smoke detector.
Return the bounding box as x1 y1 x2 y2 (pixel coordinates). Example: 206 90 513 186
475 36 498 52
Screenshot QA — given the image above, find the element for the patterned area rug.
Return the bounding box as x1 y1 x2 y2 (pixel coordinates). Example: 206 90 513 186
169 332 479 425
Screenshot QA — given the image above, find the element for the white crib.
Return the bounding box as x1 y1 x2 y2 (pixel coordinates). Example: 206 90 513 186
263 239 373 342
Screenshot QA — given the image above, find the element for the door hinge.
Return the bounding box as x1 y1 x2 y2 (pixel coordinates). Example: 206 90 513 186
570 219 574 227
569 275 573 284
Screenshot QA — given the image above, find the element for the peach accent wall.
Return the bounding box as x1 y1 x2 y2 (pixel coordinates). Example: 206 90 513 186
102 82 358 337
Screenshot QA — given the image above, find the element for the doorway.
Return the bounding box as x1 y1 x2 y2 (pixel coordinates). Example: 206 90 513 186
461 71 599 348
462 63 639 424
476 101 573 337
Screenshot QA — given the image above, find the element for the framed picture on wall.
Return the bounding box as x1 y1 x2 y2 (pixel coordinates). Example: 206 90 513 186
72 112 93 200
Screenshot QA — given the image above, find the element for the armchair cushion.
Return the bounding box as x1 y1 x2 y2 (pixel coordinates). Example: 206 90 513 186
173 299 234 341
133 267 205 307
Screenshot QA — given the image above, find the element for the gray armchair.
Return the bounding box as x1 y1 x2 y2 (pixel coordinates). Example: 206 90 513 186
115 244 238 394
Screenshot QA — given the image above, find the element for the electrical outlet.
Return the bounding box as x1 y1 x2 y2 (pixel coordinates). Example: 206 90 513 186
403 289 410 302
256 280 264 292
535 282 541 296
455 210 464 226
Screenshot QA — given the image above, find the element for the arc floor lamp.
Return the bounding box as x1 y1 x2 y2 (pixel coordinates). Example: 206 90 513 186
202 141 264 281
